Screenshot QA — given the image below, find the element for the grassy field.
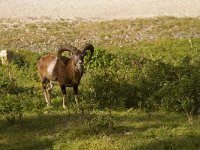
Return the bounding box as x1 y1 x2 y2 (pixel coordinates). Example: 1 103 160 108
1 110 200 150
1 17 200 149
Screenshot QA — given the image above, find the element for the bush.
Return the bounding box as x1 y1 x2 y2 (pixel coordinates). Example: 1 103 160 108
133 55 200 115
0 94 24 124
90 114 114 130
2 46 200 118
0 56 44 123
85 48 116 70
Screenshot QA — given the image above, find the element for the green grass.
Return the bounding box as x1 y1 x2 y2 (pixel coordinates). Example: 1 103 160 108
0 110 200 150
1 17 200 149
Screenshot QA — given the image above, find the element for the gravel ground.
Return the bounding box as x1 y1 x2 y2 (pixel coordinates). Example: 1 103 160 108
0 0 200 21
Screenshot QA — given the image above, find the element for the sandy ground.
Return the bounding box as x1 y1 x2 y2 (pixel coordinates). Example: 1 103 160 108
0 0 200 21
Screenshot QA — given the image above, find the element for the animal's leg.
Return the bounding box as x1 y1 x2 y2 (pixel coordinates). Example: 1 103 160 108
60 85 67 109
46 81 54 106
47 81 54 91
73 85 79 105
42 78 51 107
73 85 83 116
42 84 51 107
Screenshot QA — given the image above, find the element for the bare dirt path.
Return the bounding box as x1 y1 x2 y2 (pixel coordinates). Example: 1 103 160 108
0 0 200 21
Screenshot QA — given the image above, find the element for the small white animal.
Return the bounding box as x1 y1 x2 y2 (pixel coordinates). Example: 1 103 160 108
0 50 14 65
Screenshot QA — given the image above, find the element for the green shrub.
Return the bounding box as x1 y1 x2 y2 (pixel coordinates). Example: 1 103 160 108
90 115 114 130
1 43 200 117
85 48 116 70
0 94 24 124
133 55 200 115
0 61 44 123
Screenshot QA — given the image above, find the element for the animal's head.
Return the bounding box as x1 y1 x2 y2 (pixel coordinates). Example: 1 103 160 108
57 43 94 67
71 50 84 67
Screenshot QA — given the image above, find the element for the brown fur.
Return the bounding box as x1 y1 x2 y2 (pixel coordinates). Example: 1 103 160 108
37 54 81 85
37 43 94 108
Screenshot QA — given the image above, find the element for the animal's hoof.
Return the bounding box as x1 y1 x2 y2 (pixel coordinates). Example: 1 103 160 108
63 105 67 109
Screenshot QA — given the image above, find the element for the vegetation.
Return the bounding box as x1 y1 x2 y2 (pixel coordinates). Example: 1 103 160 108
0 17 200 149
1 110 200 150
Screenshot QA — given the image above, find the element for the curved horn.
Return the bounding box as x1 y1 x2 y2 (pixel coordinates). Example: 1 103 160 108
57 44 78 58
82 43 94 60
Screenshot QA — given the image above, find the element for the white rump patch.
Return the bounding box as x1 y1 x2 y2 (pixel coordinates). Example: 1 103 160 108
47 57 58 76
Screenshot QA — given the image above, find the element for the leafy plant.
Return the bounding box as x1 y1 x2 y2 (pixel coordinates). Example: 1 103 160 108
85 48 116 70
0 94 24 124
90 115 114 130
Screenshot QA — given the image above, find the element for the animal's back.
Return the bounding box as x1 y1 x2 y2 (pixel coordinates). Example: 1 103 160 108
37 54 70 82
37 53 57 81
